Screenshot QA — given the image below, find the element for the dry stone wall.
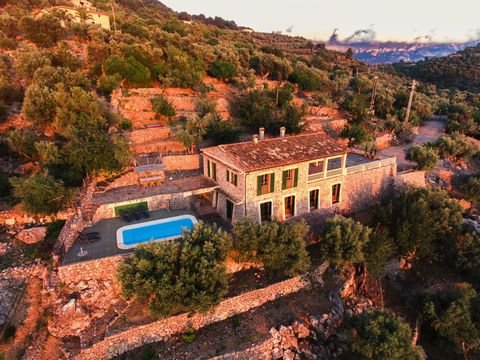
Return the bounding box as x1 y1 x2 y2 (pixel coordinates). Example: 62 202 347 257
76 275 309 360
395 170 426 188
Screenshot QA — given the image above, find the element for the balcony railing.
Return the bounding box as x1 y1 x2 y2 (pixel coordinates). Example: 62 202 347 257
307 157 396 182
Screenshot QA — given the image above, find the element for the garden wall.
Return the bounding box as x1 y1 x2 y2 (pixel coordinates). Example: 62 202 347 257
76 275 309 360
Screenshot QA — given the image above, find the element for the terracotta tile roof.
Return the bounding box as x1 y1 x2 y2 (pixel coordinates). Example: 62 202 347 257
202 133 347 172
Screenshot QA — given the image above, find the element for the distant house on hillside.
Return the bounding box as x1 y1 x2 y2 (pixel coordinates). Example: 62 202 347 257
201 128 396 223
38 4 111 31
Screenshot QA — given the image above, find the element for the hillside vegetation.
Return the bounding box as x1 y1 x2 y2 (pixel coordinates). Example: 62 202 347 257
394 44 480 92
0 0 476 215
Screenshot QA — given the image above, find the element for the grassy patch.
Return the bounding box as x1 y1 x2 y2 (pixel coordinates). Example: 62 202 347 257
114 202 148 216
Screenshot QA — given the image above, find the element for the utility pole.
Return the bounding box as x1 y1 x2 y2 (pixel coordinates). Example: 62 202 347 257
369 76 379 115
404 79 417 123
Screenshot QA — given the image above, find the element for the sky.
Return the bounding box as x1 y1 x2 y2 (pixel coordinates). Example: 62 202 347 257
161 0 480 43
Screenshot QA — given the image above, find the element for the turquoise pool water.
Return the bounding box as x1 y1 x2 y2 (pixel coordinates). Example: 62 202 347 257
116 215 197 249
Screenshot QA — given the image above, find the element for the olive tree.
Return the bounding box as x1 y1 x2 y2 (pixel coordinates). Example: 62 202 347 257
118 222 232 316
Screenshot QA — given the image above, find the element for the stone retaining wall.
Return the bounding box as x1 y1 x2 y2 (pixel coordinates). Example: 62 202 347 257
58 255 128 286
395 170 426 188
76 275 309 360
163 154 200 171
59 254 261 287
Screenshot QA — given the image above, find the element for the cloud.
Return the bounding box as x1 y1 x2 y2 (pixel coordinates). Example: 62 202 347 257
344 28 376 43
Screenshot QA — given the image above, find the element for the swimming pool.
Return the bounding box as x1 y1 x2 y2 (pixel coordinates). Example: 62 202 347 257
116 215 198 250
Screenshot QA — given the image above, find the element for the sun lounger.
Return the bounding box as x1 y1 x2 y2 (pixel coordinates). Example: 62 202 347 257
121 213 133 222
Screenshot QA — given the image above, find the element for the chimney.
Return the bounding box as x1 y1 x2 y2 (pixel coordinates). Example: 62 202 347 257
253 134 259 144
259 127 265 140
280 127 286 138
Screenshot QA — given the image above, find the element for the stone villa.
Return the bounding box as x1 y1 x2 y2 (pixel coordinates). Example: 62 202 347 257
202 128 397 223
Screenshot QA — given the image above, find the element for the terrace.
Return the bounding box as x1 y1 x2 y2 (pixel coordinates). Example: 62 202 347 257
307 152 396 182
62 207 230 265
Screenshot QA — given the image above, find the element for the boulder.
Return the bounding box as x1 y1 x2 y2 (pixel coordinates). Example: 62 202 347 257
16 226 47 244
292 321 310 339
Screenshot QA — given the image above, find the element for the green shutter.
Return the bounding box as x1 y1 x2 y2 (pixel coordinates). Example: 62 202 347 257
233 174 238 186
282 170 287 190
294 168 299 187
257 175 263 196
226 170 230 182
270 173 275 193
207 160 211 177
212 162 217 181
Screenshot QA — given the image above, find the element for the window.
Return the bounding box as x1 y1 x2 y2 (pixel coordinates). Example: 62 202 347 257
309 160 324 175
257 173 275 195
284 195 295 219
207 160 217 181
226 199 234 221
282 168 298 190
332 184 341 204
327 157 342 171
310 189 319 211
226 169 238 186
260 201 272 222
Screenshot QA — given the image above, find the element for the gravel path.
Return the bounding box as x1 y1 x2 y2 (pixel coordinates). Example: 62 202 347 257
379 118 446 171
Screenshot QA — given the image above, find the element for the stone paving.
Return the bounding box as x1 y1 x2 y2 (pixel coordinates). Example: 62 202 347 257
62 209 194 265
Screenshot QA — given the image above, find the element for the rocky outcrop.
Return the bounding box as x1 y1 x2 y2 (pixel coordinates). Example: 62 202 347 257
16 226 47 244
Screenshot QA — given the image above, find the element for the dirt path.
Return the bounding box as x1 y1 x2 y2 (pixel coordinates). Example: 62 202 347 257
379 118 446 171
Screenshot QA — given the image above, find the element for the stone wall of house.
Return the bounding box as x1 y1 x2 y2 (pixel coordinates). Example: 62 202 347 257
342 163 396 212
395 170 426 188
163 155 200 171
204 153 396 223
76 275 309 360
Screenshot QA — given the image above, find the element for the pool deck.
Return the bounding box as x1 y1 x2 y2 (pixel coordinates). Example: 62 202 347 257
62 209 230 265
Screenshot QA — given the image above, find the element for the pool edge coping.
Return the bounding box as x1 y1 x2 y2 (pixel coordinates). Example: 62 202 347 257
116 214 198 250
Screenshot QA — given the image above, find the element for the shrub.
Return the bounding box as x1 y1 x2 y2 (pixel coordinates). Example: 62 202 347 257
320 216 372 265
105 55 151 84
455 232 480 280
288 64 323 91
347 309 421 360
340 124 370 145
204 117 240 145
379 186 463 263
10 173 73 215
118 222 232 316
18 15 64 48
233 218 310 277
208 59 237 82
457 174 480 202
98 74 122 96
435 133 478 162
415 283 480 355
151 96 176 117
406 144 439 170
181 327 197 344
